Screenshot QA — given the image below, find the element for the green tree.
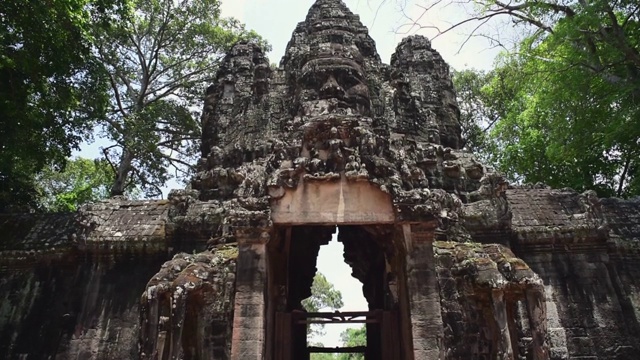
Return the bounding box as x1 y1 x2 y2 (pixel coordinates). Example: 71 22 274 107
310 354 338 360
36 158 120 212
337 326 366 360
92 0 267 197
401 0 640 197
308 325 366 360
452 69 501 161
302 273 344 338
0 0 126 211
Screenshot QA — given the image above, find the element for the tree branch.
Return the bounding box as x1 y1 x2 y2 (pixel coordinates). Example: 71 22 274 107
617 154 631 197
101 145 120 174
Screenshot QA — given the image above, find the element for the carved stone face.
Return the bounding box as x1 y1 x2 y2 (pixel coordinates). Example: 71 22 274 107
296 43 372 118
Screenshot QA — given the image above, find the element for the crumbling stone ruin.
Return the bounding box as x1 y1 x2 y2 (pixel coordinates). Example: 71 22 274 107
1 0 640 359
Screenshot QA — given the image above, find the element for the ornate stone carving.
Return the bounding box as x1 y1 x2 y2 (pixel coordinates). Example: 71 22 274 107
156 1 542 359
190 0 510 232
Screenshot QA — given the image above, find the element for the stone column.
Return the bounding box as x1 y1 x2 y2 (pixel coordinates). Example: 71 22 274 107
404 223 444 360
526 288 549 360
491 289 514 360
231 229 270 360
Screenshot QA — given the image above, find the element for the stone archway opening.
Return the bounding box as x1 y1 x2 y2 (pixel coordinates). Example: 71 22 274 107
304 229 368 350
265 224 411 360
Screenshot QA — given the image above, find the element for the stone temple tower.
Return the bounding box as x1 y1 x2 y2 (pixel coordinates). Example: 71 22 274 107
142 0 547 359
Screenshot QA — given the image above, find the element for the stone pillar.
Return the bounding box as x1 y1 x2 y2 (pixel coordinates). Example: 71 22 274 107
231 229 270 360
404 223 444 360
491 290 514 360
526 288 549 360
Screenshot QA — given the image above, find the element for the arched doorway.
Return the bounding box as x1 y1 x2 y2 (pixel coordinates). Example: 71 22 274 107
265 224 410 359
228 177 447 359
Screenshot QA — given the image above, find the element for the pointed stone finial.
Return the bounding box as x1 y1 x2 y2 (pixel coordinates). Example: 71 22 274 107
282 0 380 71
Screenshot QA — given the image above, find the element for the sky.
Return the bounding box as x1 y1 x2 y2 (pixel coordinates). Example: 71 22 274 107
215 0 503 348
220 0 503 70
313 231 368 347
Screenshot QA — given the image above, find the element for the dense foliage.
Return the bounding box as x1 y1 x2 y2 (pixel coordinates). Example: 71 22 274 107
309 325 366 360
414 0 640 197
452 69 498 161
489 19 640 197
36 158 118 212
0 0 126 211
0 0 267 211
337 326 366 359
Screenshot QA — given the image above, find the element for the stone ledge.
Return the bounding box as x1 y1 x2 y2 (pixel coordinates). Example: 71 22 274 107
0 199 171 258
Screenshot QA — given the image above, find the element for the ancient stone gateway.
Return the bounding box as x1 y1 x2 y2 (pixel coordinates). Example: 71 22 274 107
267 180 436 360
5 0 640 359
184 0 548 358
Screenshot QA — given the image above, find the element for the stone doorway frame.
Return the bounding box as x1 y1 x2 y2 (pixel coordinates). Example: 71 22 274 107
229 177 446 360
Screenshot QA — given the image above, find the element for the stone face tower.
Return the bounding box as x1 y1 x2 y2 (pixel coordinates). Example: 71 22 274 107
174 0 545 359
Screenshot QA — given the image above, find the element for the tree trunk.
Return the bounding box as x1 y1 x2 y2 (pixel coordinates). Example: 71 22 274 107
110 149 134 197
617 155 632 198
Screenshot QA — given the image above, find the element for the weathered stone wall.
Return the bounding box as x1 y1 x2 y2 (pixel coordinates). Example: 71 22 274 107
140 249 237 360
0 194 243 360
0 199 172 359
434 241 547 360
0 253 167 359
508 188 640 360
3 1 640 359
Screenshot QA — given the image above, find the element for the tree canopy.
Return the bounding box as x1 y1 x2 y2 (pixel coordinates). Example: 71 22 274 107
337 326 366 360
35 158 121 212
309 325 366 360
405 0 640 197
0 0 268 211
452 69 499 161
92 0 267 197
0 0 126 211
303 273 344 337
